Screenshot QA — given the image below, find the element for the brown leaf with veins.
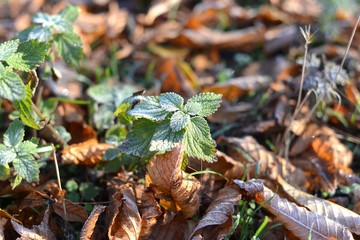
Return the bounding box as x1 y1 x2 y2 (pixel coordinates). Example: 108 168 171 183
190 184 242 240
61 138 113 165
147 145 201 218
11 207 56 240
108 186 141 240
277 176 360 235
80 205 106 240
234 179 354 240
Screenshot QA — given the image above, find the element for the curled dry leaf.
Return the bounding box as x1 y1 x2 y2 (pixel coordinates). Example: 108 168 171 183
139 187 163 239
144 0 182 25
11 207 56 240
0 217 6 239
190 184 242 240
203 75 271 101
80 205 106 240
146 144 201 218
108 187 141 240
277 176 360 235
234 179 354 240
61 138 113 165
53 199 89 223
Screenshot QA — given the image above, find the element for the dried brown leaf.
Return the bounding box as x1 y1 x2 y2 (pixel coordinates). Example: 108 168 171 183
61 139 113 165
277 177 360 235
147 145 201 218
190 184 242 240
234 179 354 240
53 199 89 222
139 187 163 239
203 75 271 101
108 187 141 240
11 207 56 240
0 217 6 239
80 205 106 240
144 0 181 25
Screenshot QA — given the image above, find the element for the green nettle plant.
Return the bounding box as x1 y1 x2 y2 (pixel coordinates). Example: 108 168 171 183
115 92 222 162
0 5 82 188
0 120 40 188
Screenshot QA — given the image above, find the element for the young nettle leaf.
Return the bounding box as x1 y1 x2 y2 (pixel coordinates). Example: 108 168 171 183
185 92 222 117
0 64 26 101
128 96 169 121
119 91 222 162
170 110 190 132
150 119 185 152
0 39 19 61
0 120 40 188
159 92 183 112
54 31 83 66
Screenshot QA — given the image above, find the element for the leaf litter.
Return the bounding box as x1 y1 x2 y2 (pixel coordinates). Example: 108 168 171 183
1 0 360 239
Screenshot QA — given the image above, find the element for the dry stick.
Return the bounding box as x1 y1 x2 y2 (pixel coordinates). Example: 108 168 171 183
52 149 69 235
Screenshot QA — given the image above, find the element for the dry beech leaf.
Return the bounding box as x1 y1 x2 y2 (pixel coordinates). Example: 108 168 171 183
146 214 191 240
80 205 106 240
277 176 360 235
108 187 141 240
139 187 163 239
203 75 271 101
234 179 354 240
174 25 266 51
289 123 318 157
61 139 113 165
190 184 242 240
147 145 201 218
11 207 56 240
218 136 279 180
52 199 89 222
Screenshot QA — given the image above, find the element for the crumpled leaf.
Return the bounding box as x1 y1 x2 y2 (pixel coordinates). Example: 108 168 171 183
190 184 242 240
234 179 354 240
61 139 113 165
80 205 106 240
108 187 141 240
146 144 200 218
11 207 56 240
277 176 360 235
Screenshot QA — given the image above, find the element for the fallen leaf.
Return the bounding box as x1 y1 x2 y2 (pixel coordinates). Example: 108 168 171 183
147 145 201 218
108 186 141 240
203 75 271 101
11 207 56 240
144 0 181 25
234 179 354 240
80 205 106 240
61 139 113 165
277 176 360 235
190 184 242 240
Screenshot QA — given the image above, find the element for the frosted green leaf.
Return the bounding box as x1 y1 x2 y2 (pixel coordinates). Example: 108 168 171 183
26 26 52 42
170 110 190 132
6 40 49 71
185 92 222 117
0 64 26 101
0 147 16 165
119 119 157 157
54 31 83 66
184 101 201 116
104 147 121 161
13 155 39 183
54 126 71 143
17 141 38 155
14 84 42 130
159 92 183 112
0 39 19 61
128 96 168 121
59 5 80 23
150 119 184 152
0 163 10 181
3 119 24 147
183 117 216 162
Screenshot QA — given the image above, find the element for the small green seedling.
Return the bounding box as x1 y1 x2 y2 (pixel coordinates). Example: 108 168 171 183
115 92 222 162
0 120 41 188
